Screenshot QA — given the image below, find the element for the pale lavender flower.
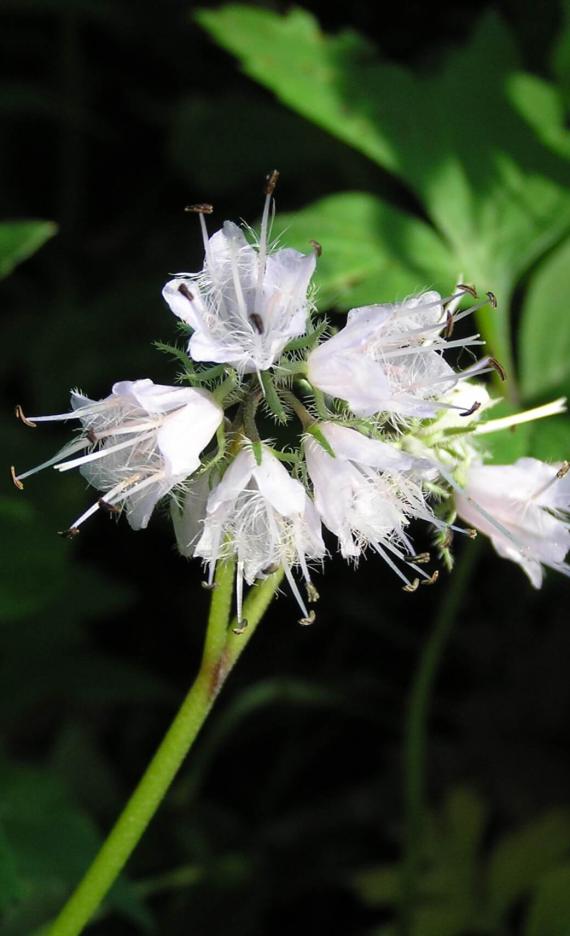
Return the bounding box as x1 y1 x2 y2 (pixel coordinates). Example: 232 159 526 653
194 444 325 623
162 178 316 375
455 457 570 587
13 379 223 532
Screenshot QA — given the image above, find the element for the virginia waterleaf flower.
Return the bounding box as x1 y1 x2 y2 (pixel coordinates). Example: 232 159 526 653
455 458 570 587
305 422 438 590
12 379 223 533
162 173 317 376
194 443 325 625
307 289 498 420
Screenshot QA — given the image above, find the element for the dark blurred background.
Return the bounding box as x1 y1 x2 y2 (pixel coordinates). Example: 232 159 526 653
1 1 570 934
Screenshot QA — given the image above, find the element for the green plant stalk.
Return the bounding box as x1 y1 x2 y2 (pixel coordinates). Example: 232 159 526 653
399 540 481 936
48 562 284 936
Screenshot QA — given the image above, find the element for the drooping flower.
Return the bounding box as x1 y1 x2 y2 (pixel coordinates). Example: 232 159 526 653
194 443 325 623
307 289 495 420
455 457 570 587
13 379 223 532
162 175 317 375
304 421 438 589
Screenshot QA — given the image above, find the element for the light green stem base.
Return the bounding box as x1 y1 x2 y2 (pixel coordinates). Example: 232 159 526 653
48 563 283 936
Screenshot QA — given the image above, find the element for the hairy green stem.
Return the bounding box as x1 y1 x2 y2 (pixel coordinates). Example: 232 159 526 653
399 541 481 936
47 562 283 936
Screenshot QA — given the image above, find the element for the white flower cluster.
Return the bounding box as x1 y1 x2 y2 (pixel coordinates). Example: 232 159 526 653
12 172 570 625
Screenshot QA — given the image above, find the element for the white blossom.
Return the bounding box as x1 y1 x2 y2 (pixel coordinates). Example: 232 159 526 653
194 444 325 623
162 189 316 375
304 422 437 588
455 457 570 587
13 379 223 532
307 290 493 420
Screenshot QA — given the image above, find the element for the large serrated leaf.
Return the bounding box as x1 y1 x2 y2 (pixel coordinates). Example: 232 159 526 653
273 191 455 311
520 235 570 400
199 6 570 372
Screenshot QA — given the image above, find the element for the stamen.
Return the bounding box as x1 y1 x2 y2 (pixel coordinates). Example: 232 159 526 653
57 526 80 539
249 313 264 334
15 404 37 428
460 401 481 418
420 570 439 586
54 430 155 473
299 610 316 626
14 438 90 482
486 291 497 308
263 169 280 197
309 239 322 257
255 171 279 317
177 283 194 303
530 461 570 501
10 465 24 490
98 498 121 514
456 283 478 299
201 580 217 590
185 203 214 215
306 581 320 603
403 578 420 593
233 618 249 635
409 552 431 564
488 357 506 381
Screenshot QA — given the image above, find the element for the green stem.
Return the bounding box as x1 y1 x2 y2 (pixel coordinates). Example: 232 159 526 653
47 561 282 936
399 541 481 936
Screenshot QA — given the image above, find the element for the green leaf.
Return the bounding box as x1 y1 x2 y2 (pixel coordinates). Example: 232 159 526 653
520 236 570 400
0 825 21 913
0 758 153 934
528 415 570 462
525 864 570 936
553 0 570 107
487 809 570 919
274 192 455 311
0 221 56 279
199 7 570 370
506 72 570 161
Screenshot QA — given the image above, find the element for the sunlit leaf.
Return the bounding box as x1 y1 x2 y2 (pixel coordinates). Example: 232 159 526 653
273 192 455 311
520 236 570 400
199 6 570 372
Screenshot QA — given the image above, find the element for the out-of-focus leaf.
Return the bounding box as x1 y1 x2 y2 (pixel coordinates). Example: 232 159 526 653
273 192 455 310
198 7 570 371
0 221 56 279
0 825 21 913
0 759 153 935
487 809 570 918
506 73 570 160
528 415 570 462
520 236 570 400
0 498 68 621
525 864 570 936
351 865 400 906
553 0 570 107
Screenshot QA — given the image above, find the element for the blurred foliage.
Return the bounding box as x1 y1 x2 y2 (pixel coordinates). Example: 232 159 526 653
352 787 570 935
1 1 570 934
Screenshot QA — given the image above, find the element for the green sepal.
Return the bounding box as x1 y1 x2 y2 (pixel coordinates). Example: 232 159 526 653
251 440 264 466
284 319 329 353
260 372 288 424
306 424 336 457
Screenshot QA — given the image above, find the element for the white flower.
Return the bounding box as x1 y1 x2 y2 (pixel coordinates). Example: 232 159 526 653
304 422 437 588
171 473 211 558
455 457 570 587
13 379 223 532
162 189 316 375
194 444 325 623
307 290 492 420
